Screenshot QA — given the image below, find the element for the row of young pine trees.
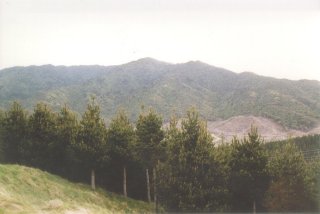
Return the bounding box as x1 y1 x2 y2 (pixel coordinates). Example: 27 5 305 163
0 99 319 212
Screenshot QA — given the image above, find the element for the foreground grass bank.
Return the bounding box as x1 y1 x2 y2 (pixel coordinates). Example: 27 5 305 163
0 164 153 213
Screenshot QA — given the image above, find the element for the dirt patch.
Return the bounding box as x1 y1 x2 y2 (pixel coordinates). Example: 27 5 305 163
308 126 320 135
207 115 320 143
164 115 320 143
65 208 91 214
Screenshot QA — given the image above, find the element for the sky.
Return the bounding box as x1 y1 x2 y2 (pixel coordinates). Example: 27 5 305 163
1 0 320 81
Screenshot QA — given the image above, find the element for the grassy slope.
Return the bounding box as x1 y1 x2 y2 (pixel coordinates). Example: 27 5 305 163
0 164 153 213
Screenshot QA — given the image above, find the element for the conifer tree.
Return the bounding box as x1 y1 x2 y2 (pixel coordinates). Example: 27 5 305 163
136 108 164 202
107 109 135 197
75 97 107 190
0 109 3 124
228 126 269 212
264 142 318 212
2 102 28 164
157 114 182 210
158 109 226 212
28 103 58 170
56 105 79 175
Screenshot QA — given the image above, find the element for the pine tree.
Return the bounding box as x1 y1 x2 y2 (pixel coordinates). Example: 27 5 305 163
74 97 107 190
107 109 135 197
2 102 28 164
264 142 318 212
157 114 182 210
56 105 79 175
28 103 58 170
0 109 3 124
158 108 226 212
136 108 164 202
228 126 269 212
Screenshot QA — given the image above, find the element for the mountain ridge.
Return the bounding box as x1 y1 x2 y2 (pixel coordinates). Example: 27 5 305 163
4 59 319 82
0 58 319 131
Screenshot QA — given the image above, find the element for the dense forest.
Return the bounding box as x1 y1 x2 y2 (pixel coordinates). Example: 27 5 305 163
1 59 320 130
0 100 319 212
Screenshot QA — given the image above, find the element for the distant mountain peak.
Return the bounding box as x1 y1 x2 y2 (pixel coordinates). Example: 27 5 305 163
185 60 206 64
132 58 213 68
129 57 169 65
240 71 257 76
183 60 213 67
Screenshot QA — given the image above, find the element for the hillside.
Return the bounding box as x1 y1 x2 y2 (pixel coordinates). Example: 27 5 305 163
208 115 320 142
1 58 319 130
0 164 153 213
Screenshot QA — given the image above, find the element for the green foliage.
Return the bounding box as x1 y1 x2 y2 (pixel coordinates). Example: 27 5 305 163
0 109 4 162
0 109 3 140
227 126 269 212
57 105 78 146
0 109 3 122
309 159 320 207
1 102 28 163
136 108 164 168
266 134 320 160
264 142 319 212
107 109 135 166
55 105 79 175
0 100 319 212
158 109 227 212
104 110 137 194
27 103 58 170
0 60 319 130
29 103 57 141
74 98 108 171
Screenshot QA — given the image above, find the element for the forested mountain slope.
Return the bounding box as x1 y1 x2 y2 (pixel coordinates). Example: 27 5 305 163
1 58 319 130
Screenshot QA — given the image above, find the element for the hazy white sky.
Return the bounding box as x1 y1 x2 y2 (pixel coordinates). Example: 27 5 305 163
1 0 320 80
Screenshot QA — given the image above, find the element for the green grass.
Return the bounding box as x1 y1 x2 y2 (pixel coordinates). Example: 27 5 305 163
0 164 154 213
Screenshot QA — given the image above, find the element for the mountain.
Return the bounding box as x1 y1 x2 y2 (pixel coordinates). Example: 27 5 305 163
207 116 320 142
0 58 319 130
0 164 153 213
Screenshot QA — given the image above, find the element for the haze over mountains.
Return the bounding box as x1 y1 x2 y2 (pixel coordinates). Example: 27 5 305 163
1 58 319 138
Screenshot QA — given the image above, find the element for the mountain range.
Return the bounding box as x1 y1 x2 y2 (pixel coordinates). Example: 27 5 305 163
1 58 319 132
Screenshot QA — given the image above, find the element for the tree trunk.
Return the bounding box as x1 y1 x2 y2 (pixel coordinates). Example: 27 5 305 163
153 167 158 213
91 169 96 190
123 166 127 198
253 200 256 214
146 168 151 203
